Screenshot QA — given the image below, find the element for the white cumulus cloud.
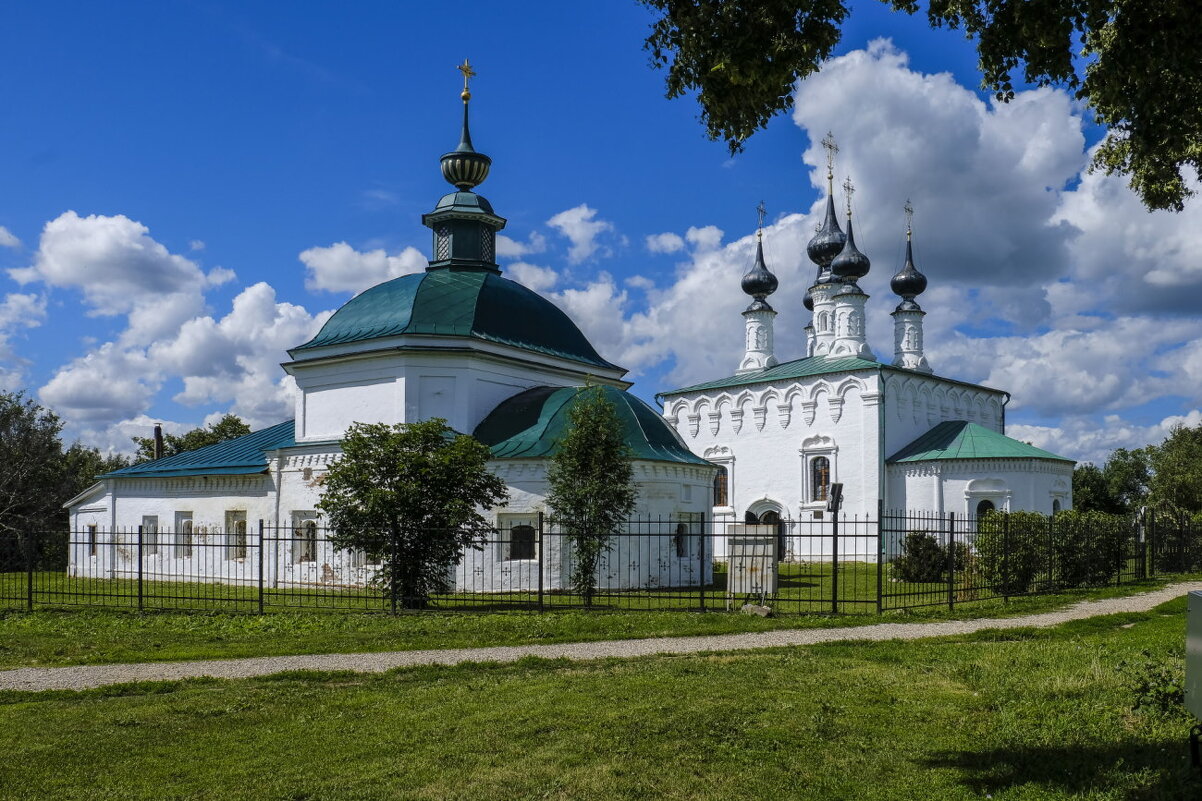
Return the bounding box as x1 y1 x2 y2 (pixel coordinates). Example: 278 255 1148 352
299 242 426 295
547 204 615 264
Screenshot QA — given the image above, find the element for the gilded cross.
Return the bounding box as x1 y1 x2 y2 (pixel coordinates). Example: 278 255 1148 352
821 131 838 181
457 58 476 94
904 199 914 239
756 200 767 237
842 176 855 218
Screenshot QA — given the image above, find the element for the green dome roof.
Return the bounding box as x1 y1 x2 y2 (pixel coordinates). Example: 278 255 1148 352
474 385 711 466
291 269 619 370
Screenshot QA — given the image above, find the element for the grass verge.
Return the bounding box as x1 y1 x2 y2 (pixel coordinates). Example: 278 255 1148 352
0 598 1195 800
0 574 1196 670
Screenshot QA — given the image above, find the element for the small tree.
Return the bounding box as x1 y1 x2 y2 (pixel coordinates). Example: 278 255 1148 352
546 387 638 607
317 419 508 609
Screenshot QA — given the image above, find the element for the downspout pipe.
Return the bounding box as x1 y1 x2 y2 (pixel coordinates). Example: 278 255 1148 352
1001 391 1012 433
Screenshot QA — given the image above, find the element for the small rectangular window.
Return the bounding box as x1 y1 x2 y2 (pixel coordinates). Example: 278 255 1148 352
292 514 318 563
225 511 248 560
141 516 159 556
87 525 98 557
499 517 537 561
175 512 193 558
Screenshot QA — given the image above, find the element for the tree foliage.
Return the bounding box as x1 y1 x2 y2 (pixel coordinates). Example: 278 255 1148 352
132 414 252 462
640 0 1202 211
1146 424 1202 515
316 419 508 609
1073 447 1150 515
546 387 639 606
0 391 129 534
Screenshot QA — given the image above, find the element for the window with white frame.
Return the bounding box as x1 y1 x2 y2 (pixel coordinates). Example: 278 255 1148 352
811 457 831 503
225 511 248 560
174 512 193 558
87 525 98 557
292 514 318 563
799 437 837 506
141 515 159 556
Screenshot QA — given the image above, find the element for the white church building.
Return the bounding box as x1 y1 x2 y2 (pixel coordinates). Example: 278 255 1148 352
65 81 1072 589
64 76 715 592
659 152 1074 533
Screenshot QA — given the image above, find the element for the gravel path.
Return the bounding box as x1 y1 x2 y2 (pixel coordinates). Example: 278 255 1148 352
2 581 1197 693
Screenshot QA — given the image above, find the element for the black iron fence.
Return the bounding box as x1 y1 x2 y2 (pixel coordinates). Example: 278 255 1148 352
1 510 1198 616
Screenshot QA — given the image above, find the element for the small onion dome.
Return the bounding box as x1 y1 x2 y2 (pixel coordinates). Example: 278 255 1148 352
803 285 814 311
831 217 870 281
741 238 779 302
890 237 927 305
806 193 846 276
440 99 492 191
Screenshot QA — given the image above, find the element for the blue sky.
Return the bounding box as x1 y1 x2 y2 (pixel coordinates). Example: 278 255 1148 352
2 1 1200 463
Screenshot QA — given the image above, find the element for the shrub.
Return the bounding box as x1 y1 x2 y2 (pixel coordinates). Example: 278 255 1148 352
892 531 944 583
1051 509 1130 588
974 511 1048 595
1151 510 1202 574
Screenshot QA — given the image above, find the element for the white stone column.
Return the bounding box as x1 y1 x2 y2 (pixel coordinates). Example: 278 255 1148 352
829 288 875 360
737 307 778 373
891 307 932 373
804 323 816 358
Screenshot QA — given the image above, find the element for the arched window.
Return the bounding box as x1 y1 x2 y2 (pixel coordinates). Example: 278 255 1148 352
812 457 831 502
1052 498 1062 514
713 466 729 507
507 525 536 561
674 523 688 558
975 499 996 518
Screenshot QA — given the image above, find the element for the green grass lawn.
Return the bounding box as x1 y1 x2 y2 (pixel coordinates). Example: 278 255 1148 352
0 596 1195 800
0 576 1194 670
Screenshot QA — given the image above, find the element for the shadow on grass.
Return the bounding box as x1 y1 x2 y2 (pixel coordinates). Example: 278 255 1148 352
922 737 1202 800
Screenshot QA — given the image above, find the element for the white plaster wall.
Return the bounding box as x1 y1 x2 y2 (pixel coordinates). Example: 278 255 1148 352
291 349 622 443
887 459 1074 518
663 370 883 520
880 372 1006 460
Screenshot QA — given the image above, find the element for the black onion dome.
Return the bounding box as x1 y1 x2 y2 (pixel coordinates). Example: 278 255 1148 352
831 217 870 281
891 237 928 303
741 239 779 302
806 193 846 276
803 285 814 311
440 99 492 190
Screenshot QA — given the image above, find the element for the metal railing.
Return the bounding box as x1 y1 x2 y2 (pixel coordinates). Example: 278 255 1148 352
1 510 1197 615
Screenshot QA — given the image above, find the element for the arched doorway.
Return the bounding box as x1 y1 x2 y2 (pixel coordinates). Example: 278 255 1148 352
975 498 995 518
759 510 787 561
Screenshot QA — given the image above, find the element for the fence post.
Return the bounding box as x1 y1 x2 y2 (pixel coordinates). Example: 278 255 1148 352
25 532 35 612
389 529 399 615
137 525 144 611
257 519 265 614
876 500 884 615
537 512 545 612
831 512 840 615
699 519 708 612
947 512 956 611
1148 511 1156 576
1002 513 1010 602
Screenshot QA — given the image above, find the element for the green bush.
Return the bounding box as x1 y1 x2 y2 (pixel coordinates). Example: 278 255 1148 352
974 511 1049 595
1051 509 1129 588
891 531 946 583
1151 511 1202 573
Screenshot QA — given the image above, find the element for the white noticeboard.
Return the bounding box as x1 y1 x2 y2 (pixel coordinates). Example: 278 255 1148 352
727 524 778 596
1187 591 1202 721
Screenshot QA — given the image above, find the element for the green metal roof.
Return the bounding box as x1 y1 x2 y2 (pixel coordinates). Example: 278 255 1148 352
101 420 297 479
290 269 620 370
888 421 1073 464
474 386 712 467
661 355 881 396
659 355 1008 398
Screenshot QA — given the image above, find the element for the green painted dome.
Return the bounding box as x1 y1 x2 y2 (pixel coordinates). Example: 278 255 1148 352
291 269 619 370
474 385 711 466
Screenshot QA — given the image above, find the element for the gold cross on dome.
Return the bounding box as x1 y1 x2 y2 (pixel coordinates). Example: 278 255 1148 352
842 176 855 218
756 200 767 237
904 199 914 238
457 58 476 94
821 131 838 180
